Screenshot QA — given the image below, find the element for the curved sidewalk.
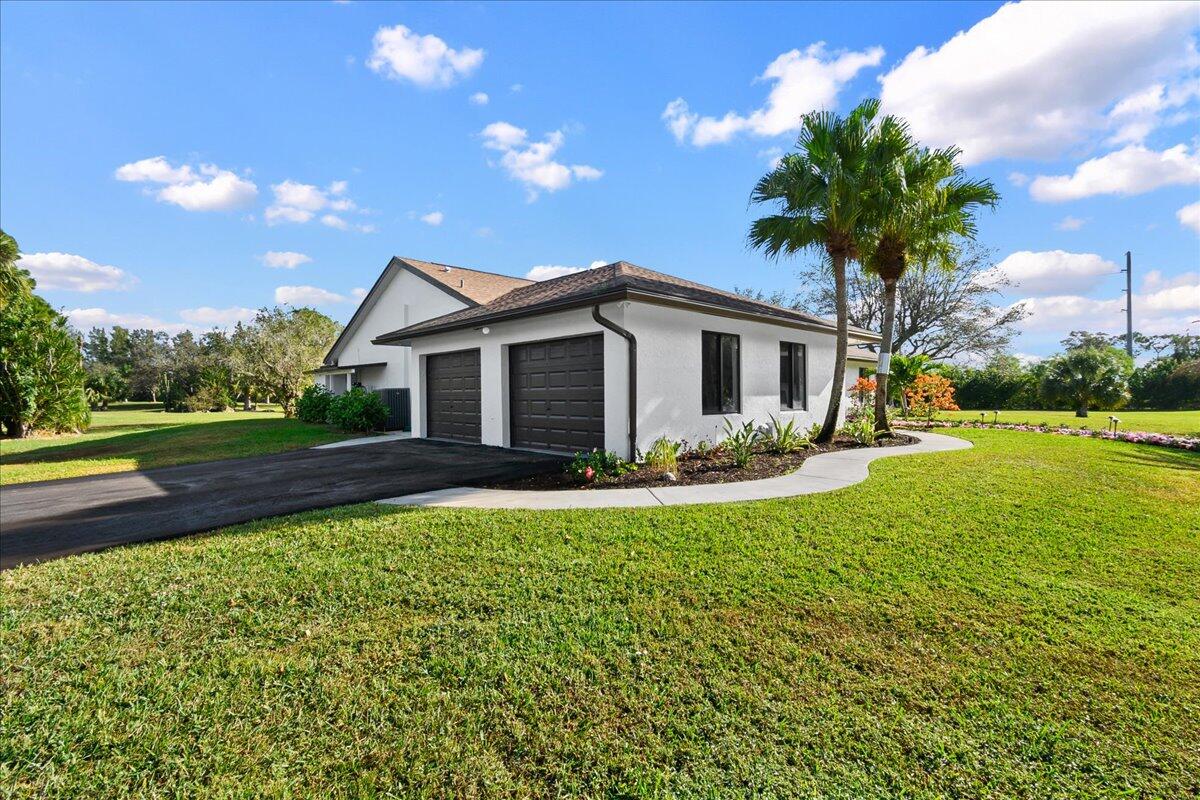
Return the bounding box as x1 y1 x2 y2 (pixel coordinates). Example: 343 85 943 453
378 431 971 510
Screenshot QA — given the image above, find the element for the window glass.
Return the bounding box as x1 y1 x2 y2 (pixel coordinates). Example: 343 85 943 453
702 331 740 414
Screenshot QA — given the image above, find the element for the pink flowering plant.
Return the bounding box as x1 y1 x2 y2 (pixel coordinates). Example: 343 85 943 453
893 418 1199 451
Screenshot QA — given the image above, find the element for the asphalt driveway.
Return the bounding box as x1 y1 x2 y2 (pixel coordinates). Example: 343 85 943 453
0 439 564 569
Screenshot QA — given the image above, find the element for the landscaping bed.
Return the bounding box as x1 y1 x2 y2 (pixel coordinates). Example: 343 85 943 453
487 432 917 490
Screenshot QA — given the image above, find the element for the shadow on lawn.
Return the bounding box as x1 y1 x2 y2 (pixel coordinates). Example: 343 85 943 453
0 418 305 467
1107 446 1200 472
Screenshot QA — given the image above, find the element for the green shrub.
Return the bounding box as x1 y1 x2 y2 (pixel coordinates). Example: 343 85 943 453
325 386 387 432
643 436 683 472
766 415 812 454
296 384 333 424
567 449 637 483
721 418 760 468
840 415 877 445
184 384 233 412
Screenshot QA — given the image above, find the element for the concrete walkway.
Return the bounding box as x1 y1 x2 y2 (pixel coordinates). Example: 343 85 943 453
312 431 411 449
379 431 971 510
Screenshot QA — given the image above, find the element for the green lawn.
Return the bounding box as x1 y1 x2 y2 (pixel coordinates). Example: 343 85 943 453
2 430 1197 797
0 403 354 485
942 408 1199 436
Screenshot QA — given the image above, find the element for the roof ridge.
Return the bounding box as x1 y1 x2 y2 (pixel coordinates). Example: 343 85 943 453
395 255 533 284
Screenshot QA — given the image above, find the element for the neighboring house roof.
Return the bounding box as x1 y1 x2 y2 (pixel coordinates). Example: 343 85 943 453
847 345 878 363
308 361 388 374
324 256 533 365
373 261 881 345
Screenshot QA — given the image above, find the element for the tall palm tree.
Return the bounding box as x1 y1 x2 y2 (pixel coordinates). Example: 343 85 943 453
862 145 999 433
748 99 894 443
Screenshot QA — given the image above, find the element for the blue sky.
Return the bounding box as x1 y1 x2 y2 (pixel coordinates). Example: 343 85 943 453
2 0 1198 359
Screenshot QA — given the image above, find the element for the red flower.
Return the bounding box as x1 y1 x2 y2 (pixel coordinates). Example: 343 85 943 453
584 466 595 481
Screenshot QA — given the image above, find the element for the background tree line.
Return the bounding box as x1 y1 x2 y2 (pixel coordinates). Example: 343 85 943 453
81 307 339 417
1 228 340 437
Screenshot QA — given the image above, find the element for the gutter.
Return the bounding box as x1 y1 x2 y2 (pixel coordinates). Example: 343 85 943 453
591 304 637 459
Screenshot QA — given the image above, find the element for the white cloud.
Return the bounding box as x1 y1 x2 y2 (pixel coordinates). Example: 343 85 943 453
758 147 785 168
470 92 489 106
663 43 884 147
419 211 444 226
1008 172 1029 187
1055 216 1087 231
1029 144 1200 202
274 285 348 305
481 122 602 200
65 308 189 335
474 226 494 238
178 306 258 327
1178 201 1200 233
115 156 257 211
266 179 371 230
510 83 523 93
16 252 135 292
1143 269 1200 292
878 1 1200 164
524 260 607 281
351 287 368 299
1107 81 1200 145
260 251 312 269
984 250 1117 296
367 24 483 88
1014 279 1200 336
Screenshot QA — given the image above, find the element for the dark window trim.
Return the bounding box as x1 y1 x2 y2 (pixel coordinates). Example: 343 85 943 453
701 330 741 415
780 341 807 411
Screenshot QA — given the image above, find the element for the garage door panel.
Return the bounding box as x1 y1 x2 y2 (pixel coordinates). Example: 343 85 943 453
509 334 604 453
427 349 481 443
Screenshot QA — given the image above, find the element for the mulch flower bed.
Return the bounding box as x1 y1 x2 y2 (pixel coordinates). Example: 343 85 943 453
484 433 917 491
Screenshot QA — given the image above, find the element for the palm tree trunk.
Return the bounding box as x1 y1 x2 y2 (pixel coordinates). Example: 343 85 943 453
817 254 848 444
873 278 897 434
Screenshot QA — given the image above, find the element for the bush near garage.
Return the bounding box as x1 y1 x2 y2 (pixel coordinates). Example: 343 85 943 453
325 386 387 432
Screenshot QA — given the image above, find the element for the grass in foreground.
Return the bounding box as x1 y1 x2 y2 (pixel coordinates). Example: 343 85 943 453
2 430 1197 797
942 408 1199 435
0 404 353 485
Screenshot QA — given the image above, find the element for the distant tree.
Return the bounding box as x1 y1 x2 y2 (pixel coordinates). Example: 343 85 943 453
738 242 1027 363
0 229 90 437
232 307 339 417
84 362 128 410
1038 347 1133 417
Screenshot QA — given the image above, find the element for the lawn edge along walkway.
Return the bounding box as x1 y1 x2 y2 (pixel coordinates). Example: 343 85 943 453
378 430 972 509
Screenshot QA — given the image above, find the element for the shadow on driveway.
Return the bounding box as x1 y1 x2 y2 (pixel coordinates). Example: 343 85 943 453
0 439 564 569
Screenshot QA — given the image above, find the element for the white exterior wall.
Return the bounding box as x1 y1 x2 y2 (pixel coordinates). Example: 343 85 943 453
405 298 871 459
624 302 852 451
407 304 631 456
326 269 468 389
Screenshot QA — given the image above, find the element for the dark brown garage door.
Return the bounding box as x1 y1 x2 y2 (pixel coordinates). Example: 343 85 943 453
426 349 481 443
510 334 604 453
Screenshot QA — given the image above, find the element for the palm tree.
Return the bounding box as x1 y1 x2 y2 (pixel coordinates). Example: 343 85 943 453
862 146 999 434
748 99 893 443
1038 347 1133 417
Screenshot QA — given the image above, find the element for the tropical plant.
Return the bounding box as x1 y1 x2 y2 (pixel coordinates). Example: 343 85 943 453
184 383 233 412
0 229 33 310
721 418 761 468
748 99 893 444
765 414 812 454
840 414 877 445
905 373 960 421
567 449 637 483
643 436 683 472
860 143 999 434
1038 347 1133 417
888 353 933 416
84 362 128 410
325 386 388 432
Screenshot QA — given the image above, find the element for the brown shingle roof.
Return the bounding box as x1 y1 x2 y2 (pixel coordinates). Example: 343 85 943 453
397 257 532 305
373 261 880 344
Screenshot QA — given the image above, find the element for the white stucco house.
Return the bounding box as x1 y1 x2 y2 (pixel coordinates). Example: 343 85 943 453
334 257 879 457
311 257 532 427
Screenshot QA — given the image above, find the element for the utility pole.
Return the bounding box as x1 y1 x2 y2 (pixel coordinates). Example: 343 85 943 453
1123 251 1133 357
